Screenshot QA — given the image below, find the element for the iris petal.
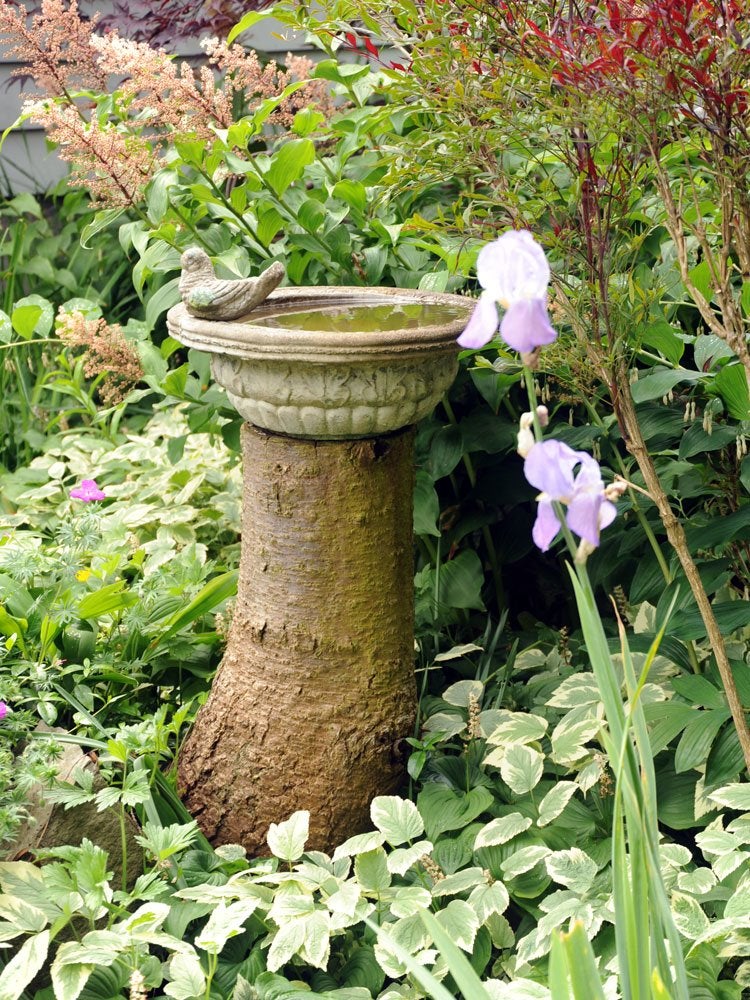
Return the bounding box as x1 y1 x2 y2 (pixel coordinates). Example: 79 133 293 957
567 493 604 546
457 292 499 349
532 499 561 552
500 298 557 353
524 440 578 498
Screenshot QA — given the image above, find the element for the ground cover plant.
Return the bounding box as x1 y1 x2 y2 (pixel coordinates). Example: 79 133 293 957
0 1 749 998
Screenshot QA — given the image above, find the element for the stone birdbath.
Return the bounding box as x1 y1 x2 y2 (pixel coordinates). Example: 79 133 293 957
167 259 471 854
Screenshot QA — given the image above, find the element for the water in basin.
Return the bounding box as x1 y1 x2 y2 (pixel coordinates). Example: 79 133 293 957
251 300 470 333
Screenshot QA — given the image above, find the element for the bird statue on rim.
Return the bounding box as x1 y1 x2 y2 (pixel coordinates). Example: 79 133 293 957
179 247 286 320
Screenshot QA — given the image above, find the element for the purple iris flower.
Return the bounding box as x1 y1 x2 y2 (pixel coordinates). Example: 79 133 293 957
0 701 7 720
70 479 107 502
457 230 557 353
523 440 617 552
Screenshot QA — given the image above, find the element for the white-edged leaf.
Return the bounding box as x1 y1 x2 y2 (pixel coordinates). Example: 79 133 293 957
544 849 598 894
550 714 601 764
501 846 551 879
545 674 600 708
433 899 479 952
0 930 49 1000
387 841 434 876
708 783 750 811
671 891 711 939
326 882 360 918
371 796 424 846
431 867 485 897
537 782 578 826
332 830 386 861
486 712 548 746
442 679 484 707
194 900 259 954
500 745 544 795
164 951 207 1000
51 943 93 1000
434 643 484 662
267 811 309 862
267 919 306 972
474 813 532 849
299 910 331 969
467 882 510 923
385 886 432 918
422 712 467 738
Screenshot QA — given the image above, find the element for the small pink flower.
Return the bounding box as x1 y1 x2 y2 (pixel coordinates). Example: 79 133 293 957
70 479 107 502
0 702 8 720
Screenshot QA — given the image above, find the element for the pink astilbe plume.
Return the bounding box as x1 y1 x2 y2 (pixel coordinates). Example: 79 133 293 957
57 309 144 404
24 101 154 207
0 0 105 94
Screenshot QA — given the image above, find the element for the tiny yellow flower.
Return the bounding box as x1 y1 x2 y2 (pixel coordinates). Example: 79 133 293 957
75 568 91 582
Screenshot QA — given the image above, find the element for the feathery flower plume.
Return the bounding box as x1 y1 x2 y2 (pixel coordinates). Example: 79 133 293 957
57 309 144 404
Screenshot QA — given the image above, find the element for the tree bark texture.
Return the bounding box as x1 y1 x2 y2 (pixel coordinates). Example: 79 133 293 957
178 424 418 854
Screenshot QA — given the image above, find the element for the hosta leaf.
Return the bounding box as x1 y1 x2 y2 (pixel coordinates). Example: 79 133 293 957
500 744 544 795
267 811 309 862
474 813 532 849
370 797 424 846
418 785 494 840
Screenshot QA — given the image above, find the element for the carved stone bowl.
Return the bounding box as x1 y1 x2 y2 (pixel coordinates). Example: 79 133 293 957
166 286 472 439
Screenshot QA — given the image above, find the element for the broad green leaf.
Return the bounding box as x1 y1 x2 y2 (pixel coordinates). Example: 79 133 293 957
674 709 730 773
435 549 485 610
678 422 737 460
418 784 494 840
544 849 598 894
500 744 544 795
355 848 391 891
0 930 49 1000
370 796 424 846
630 368 704 403
78 583 139 620
11 304 42 340
80 207 124 248
156 570 238 643
641 321 684 365
537 783 578 827
474 813 532 849
267 811 309 862
227 8 272 42
713 363 750 420
266 139 315 197
164 951 206 1000
413 470 440 537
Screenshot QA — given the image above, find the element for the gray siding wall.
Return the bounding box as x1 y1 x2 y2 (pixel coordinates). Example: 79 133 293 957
0 6 310 194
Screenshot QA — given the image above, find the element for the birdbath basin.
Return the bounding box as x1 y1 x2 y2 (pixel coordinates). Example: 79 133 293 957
167 285 470 439
167 282 471 853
